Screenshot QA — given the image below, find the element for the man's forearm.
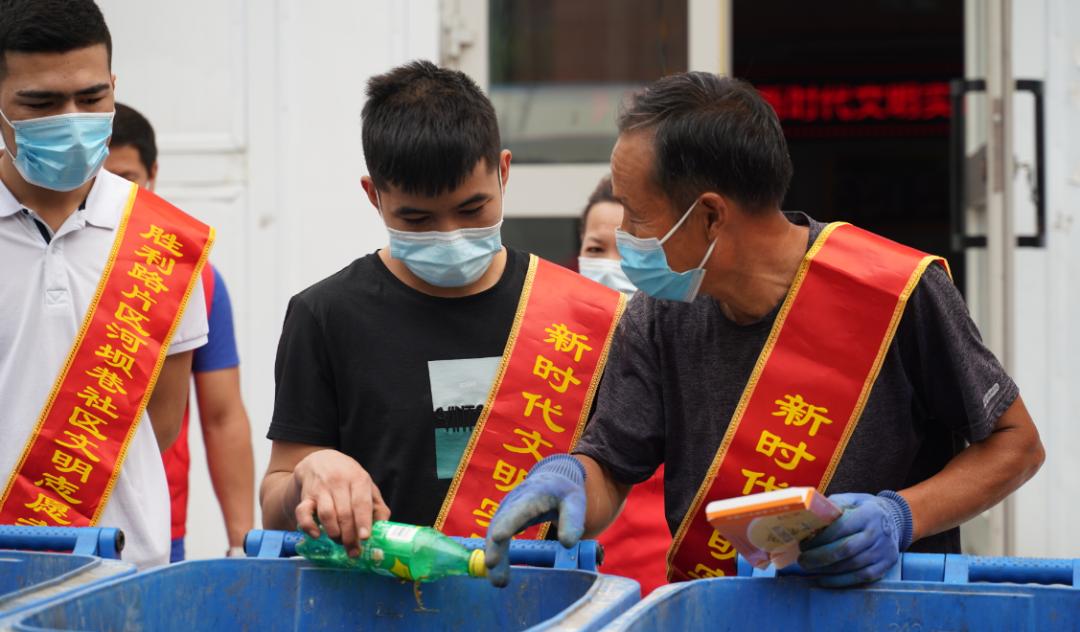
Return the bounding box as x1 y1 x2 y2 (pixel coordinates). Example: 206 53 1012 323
204 413 256 547
259 470 300 531
900 397 1044 542
576 454 631 538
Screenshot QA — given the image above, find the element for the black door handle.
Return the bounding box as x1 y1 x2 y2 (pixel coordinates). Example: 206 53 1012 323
948 78 1045 250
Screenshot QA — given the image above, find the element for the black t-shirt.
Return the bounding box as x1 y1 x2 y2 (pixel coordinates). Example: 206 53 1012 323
573 214 1019 553
268 248 529 526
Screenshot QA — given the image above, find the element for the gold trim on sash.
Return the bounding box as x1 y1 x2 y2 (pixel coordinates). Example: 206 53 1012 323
435 254 625 538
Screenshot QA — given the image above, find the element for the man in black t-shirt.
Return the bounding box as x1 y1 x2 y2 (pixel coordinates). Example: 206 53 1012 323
484 72 1045 588
258 61 621 558
258 61 525 554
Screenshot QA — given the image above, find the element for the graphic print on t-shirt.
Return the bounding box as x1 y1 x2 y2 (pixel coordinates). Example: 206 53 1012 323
428 357 500 479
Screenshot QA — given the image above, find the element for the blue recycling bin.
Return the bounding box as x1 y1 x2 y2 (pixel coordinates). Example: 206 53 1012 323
0 526 133 621
10 557 639 631
602 553 1080 631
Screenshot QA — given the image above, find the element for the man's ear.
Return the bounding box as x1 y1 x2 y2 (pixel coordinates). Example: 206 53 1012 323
698 192 729 240
360 176 381 212
498 149 512 190
0 91 16 156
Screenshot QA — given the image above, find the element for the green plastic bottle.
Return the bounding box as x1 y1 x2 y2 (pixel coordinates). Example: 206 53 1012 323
296 520 487 582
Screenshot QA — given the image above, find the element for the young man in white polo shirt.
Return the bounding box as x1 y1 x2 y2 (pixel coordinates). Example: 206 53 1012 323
0 0 212 568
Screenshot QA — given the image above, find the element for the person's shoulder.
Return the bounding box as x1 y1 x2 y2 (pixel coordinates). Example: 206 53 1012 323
94 170 137 200
616 289 716 347
84 171 139 225
504 246 532 273
490 246 531 291
897 257 968 342
916 258 955 290
291 253 382 312
86 172 203 230
906 258 959 309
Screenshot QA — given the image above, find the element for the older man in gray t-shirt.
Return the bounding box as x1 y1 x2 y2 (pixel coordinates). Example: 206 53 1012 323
482 72 1043 589
574 213 1014 556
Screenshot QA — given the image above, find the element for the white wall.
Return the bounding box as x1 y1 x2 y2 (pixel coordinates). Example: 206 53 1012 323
1009 0 1080 557
99 0 439 559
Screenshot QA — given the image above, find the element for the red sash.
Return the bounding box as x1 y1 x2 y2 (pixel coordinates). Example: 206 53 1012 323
435 255 625 538
668 223 947 581
0 184 214 527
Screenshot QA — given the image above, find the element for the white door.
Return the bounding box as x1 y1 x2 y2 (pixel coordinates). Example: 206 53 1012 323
958 0 1080 558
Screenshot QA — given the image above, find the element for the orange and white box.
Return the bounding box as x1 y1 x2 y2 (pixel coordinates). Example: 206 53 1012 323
706 487 842 569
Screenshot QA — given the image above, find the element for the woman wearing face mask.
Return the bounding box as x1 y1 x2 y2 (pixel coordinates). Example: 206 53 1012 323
578 176 636 295
578 176 670 596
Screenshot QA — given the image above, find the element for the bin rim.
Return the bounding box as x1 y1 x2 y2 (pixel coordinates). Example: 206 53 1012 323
529 571 639 631
0 553 133 622
598 579 698 632
5 557 309 631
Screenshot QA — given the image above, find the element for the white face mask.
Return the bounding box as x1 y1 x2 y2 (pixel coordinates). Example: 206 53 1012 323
578 257 636 295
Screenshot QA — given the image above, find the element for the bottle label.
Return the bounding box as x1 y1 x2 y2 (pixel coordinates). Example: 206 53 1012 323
384 524 419 544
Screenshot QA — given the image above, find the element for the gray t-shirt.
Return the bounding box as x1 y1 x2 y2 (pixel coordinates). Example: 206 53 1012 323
574 213 1018 553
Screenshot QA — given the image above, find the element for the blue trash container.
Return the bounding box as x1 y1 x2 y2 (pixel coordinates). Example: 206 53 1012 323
10 557 639 631
602 553 1080 632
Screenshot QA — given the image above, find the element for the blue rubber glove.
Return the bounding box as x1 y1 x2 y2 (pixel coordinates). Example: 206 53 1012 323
484 454 586 587
797 491 913 587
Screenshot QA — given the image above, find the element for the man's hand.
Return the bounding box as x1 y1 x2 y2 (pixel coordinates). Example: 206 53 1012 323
798 491 912 587
484 455 586 587
290 449 391 556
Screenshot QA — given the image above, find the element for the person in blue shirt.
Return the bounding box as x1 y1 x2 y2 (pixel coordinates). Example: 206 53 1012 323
106 103 255 560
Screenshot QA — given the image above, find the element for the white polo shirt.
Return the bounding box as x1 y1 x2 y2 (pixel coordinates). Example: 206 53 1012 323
0 170 208 569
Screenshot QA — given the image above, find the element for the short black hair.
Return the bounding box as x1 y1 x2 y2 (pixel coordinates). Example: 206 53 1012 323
111 103 157 174
581 175 617 234
0 0 112 80
618 72 793 213
362 60 500 197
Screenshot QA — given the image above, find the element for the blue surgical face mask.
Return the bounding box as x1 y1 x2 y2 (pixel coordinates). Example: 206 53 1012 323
0 109 114 192
615 199 717 302
578 256 636 295
379 182 505 288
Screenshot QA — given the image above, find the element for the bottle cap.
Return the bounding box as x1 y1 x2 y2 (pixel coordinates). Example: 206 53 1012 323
468 549 487 578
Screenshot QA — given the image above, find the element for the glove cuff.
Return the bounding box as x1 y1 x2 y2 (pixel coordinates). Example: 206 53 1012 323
877 490 914 551
529 454 586 486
